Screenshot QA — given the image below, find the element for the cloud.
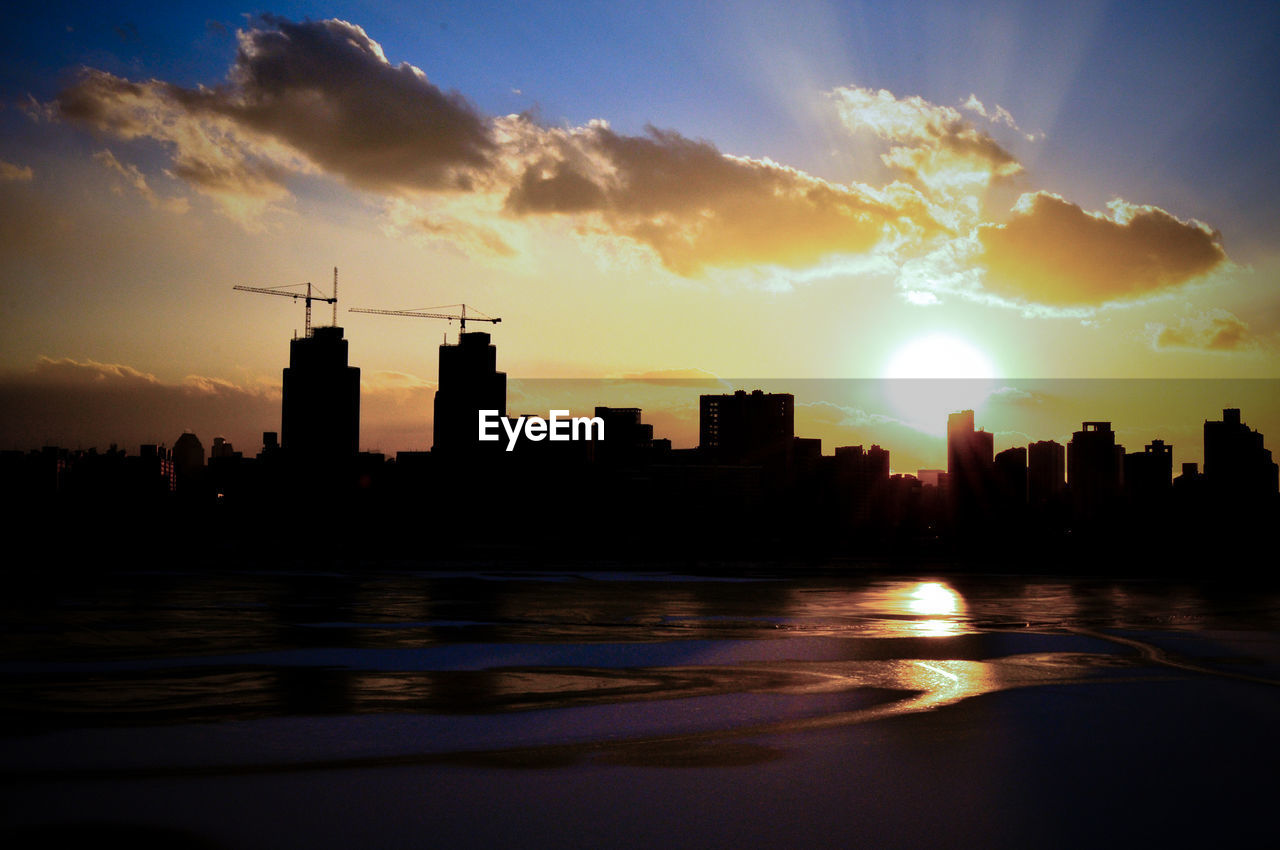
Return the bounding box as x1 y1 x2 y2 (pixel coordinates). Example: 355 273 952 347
383 197 516 257
1148 310 1255 352
362 369 436 393
0 159 34 181
184 16 494 191
50 15 1232 298
616 368 728 388
93 149 189 212
56 67 299 224
0 358 279 450
990 385 1035 401
976 192 1227 307
961 94 1041 142
56 16 493 214
505 120 940 274
795 400 945 471
830 86 1022 198
902 290 940 306
360 370 438 451
54 17 936 274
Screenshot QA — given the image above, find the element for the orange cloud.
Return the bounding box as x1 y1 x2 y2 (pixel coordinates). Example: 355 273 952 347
1149 310 1254 352
502 121 934 274
51 16 1231 298
55 17 937 275
0 159 34 181
977 192 1226 306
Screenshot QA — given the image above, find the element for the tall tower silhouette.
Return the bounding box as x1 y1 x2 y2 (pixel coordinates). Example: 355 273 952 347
1204 408 1278 498
1027 439 1065 507
947 410 993 525
433 331 506 456
699 390 794 465
281 325 360 459
1067 421 1123 521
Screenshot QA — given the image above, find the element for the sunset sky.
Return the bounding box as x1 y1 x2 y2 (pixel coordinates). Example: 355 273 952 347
3 2 1278 466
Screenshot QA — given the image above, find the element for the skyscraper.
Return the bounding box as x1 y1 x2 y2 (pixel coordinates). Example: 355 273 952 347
281 325 360 459
1124 439 1173 503
1204 409 1278 498
699 390 794 464
994 446 1028 507
1027 439 1065 507
1067 421 1123 520
947 409 993 523
433 331 506 456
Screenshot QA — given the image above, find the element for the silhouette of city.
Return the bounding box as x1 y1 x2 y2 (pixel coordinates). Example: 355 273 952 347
2 322 1276 571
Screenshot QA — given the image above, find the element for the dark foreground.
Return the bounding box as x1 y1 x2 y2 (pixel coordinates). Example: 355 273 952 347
2 568 1277 848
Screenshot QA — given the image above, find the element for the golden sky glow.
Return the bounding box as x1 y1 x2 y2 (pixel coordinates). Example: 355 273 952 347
2 5 1278 460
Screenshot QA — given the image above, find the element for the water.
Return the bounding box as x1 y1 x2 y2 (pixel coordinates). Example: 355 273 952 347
2 569 1278 848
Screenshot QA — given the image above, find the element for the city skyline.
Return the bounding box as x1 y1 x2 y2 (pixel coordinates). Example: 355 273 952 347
7 359 1277 485
3 3 1280 457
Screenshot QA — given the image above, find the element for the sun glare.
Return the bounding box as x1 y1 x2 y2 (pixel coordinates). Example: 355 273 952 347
884 334 997 435
885 334 996 381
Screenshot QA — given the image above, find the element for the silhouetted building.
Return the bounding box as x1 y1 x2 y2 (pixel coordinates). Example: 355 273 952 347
282 325 360 459
173 431 204 476
699 390 794 465
210 437 238 460
261 431 280 456
1068 422 1123 521
994 446 1027 508
834 444 889 526
1125 439 1173 503
947 410 993 524
1174 461 1204 496
835 444 890 482
593 407 653 466
1203 408 1278 499
916 469 945 488
1027 440 1065 507
128 444 175 495
433 331 506 456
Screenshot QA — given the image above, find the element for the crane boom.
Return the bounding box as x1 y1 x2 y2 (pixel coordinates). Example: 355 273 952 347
349 303 500 334
234 274 339 338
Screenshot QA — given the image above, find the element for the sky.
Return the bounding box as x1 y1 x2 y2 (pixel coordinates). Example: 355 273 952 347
2 1 1278 467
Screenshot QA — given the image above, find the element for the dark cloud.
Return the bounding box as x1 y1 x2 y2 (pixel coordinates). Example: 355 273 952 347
181 16 494 191
52 17 1231 290
57 18 494 199
505 159 606 214
53 17 934 273
977 192 1227 306
0 358 278 451
56 69 152 135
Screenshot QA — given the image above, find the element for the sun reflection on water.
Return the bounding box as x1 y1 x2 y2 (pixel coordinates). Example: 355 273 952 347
895 581 966 636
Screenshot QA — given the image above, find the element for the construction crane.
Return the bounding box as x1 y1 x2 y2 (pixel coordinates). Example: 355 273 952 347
348 303 500 342
234 267 340 338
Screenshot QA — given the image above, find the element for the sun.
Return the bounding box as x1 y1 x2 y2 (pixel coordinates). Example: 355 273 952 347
883 334 998 434
885 334 996 380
